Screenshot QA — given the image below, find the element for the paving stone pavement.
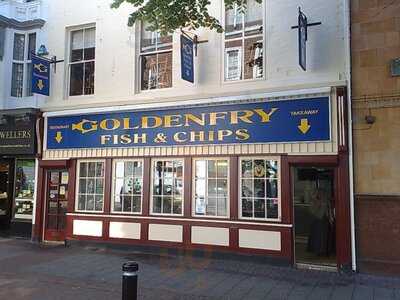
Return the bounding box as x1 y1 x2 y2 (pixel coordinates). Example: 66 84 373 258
0 238 399 300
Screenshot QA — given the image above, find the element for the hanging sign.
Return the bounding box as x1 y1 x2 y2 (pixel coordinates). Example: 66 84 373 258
31 54 50 96
298 10 308 71
181 34 194 83
46 97 331 150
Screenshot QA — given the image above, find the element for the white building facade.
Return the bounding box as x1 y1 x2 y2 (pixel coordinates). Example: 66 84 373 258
0 0 45 237
33 0 353 271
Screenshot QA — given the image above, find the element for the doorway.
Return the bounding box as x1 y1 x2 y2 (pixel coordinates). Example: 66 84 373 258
44 170 69 241
0 161 14 230
293 167 336 267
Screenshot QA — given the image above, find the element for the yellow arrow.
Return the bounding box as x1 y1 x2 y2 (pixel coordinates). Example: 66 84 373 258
55 131 63 143
298 118 311 134
37 79 45 90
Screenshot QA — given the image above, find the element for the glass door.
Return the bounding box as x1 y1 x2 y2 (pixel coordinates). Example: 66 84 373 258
293 167 336 267
44 170 69 241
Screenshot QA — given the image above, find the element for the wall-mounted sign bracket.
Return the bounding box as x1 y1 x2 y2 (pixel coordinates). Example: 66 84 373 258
180 29 208 57
290 7 322 71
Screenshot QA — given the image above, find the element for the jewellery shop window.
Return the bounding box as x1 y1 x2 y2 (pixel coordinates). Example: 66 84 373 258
14 159 36 220
239 157 280 221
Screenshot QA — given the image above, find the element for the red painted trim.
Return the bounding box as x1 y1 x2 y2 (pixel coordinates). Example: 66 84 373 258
32 166 45 241
141 220 148 242
229 227 239 250
65 214 292 258
67 161 77 214
183 224 191 247
184 157 192 217
142 158 151 217
230 156 239 220
336 152 351 268
39 160 69 168
287 155 338 166
103 159 112 214
280 155 291 224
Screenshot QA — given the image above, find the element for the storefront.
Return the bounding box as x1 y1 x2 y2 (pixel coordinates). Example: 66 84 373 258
35 87 351 270
0 109 39 238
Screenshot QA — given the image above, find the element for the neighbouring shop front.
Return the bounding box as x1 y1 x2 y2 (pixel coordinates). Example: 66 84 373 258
0 109 39 238
35 87 352 270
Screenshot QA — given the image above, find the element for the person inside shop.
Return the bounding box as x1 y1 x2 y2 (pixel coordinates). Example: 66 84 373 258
307 187 334 256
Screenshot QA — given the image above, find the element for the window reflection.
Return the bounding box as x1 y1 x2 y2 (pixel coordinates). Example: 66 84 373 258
152 159 183 215
194 159 229 217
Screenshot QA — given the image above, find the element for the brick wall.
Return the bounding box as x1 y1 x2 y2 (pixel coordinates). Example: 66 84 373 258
356 195 400 275
352 0 400 275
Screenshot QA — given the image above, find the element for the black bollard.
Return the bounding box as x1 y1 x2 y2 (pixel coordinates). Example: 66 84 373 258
122 261 139 300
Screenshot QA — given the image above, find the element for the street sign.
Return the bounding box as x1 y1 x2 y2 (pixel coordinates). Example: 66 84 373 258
181 34 194 83
31 54 50 96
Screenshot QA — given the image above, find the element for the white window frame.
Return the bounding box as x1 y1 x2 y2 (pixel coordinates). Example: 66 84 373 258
192 158 230 219
224 47 242 81
111 159 144 215
139 22 173 91
67 25 96 98
75 159 105 213
239 156 281 221
150 158 184 216
222 0 266 83
11 30 37 98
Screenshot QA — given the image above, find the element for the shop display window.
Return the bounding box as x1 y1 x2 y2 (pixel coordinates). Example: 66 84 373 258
112 160 143 214
151 159 183 215
76 160 105 212
193 158 229 217
14 159 35 220
239 157 280 220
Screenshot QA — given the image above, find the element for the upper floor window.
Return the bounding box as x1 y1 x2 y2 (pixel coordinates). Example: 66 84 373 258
224 0 264 81
69 27 95 96
11 32 36 97
140 23 172 90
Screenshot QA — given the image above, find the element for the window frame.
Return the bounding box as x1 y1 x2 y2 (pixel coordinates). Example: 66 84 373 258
238 156 281 221
222 0 266 83
111 159 144 215
138 22 173 92
150 158 184 217
10 30 37 98
67 25 96 98
192 157 230 219
75 159 106 213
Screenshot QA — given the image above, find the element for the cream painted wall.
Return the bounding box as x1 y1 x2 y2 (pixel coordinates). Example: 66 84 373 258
42 0 348 111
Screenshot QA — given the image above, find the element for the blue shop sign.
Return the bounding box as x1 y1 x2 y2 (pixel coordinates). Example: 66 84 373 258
31 54 50 96
46 97 331 150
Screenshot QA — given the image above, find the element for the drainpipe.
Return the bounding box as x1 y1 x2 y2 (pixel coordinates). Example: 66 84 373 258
344 0 357 272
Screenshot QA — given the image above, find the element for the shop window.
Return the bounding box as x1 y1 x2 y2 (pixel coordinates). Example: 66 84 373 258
239 157 280 220
112 160 143 214
224 0 264 81
76 161 104 212
193 159 229 217
11 32 36 97
140 22 172 90
151 159 183 215
14 159 36 220
69 27 95 96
